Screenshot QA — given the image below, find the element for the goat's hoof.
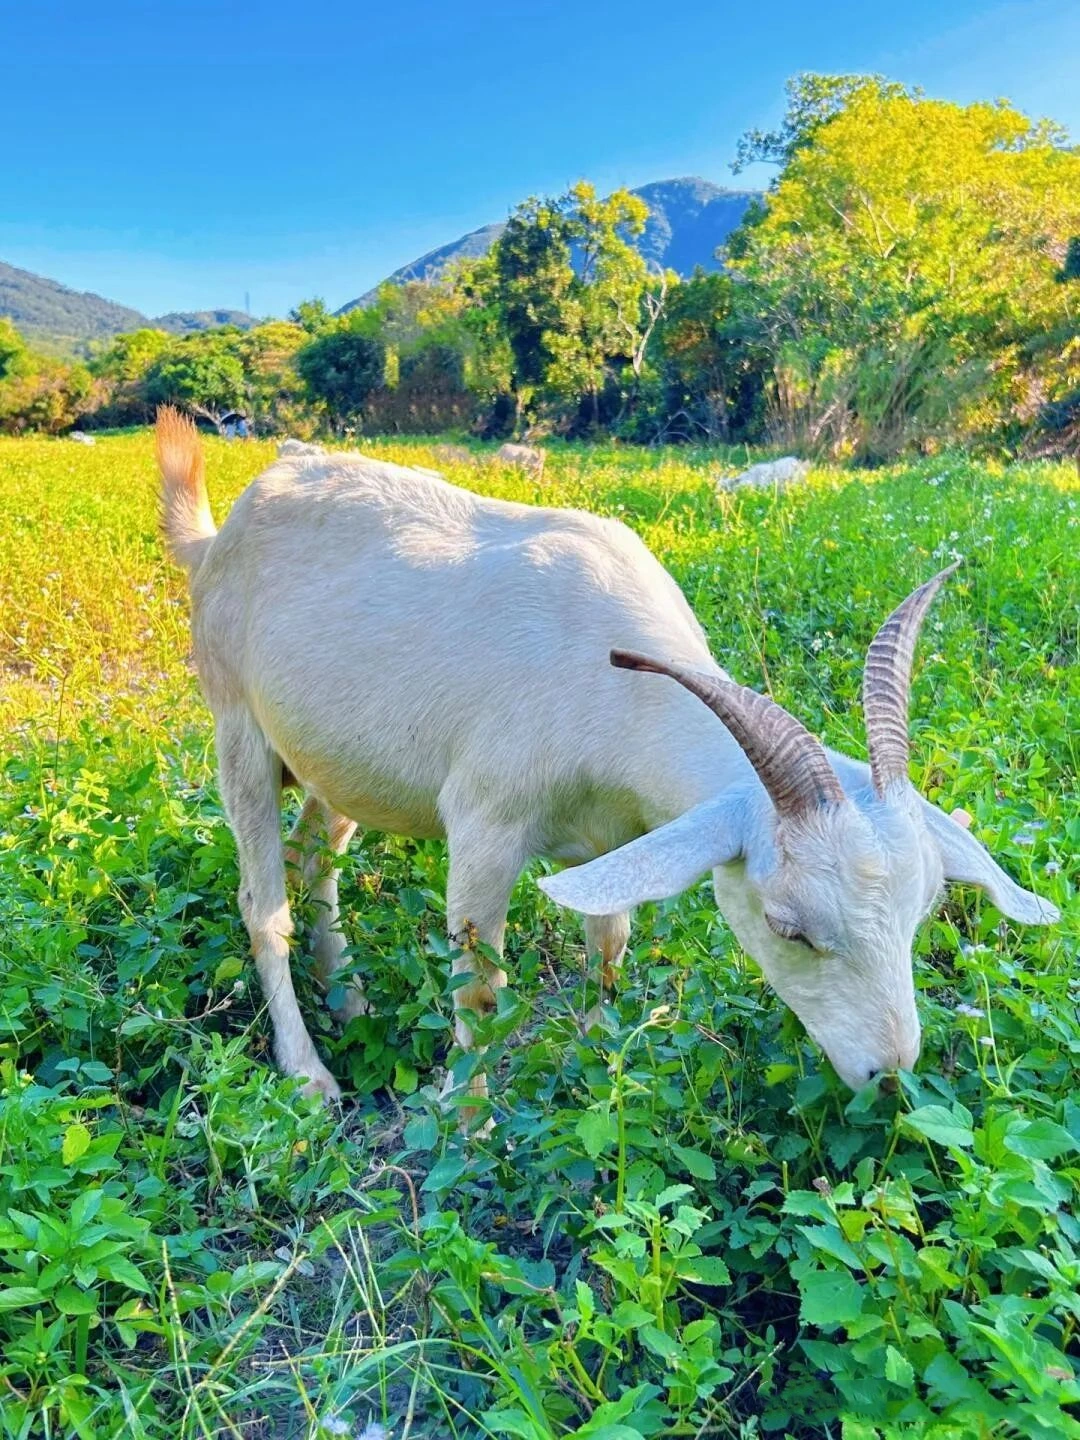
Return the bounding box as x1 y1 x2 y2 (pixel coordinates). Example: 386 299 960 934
336 989 370 1023
582 1002 610 1035
453 1098 495 1139
438 1071 494 1138
296 1064 342 1104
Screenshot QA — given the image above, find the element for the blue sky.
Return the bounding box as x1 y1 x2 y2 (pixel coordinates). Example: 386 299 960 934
2 0 1077 318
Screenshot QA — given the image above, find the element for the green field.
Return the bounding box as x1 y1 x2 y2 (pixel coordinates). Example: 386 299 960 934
1 433 1077 1440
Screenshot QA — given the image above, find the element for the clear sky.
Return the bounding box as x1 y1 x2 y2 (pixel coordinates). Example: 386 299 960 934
2 0 1077 319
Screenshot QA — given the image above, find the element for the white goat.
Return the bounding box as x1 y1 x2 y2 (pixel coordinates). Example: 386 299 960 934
432 443 473 465
156 408 1056 1114
277 438 327 458
717 457 810 493
496 442 545 478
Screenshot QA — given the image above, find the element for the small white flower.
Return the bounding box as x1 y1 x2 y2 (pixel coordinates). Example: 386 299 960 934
978 1036 994 1047
955 1003 984 1019
1045 861 1061 876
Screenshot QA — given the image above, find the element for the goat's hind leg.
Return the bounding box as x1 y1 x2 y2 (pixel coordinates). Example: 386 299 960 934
442 813 531 1130
216 712 340 1101
285 795 364 1021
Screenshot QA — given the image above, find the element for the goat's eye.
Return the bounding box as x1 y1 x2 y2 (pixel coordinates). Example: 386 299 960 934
765 915 814 949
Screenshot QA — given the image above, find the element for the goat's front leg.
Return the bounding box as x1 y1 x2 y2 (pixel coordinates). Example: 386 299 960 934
285 795 364 1022
442 814 531 1132
584 911 631 1030
216 712 340 1101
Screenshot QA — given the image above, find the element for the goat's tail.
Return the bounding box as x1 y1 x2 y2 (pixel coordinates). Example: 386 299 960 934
156 406 217 576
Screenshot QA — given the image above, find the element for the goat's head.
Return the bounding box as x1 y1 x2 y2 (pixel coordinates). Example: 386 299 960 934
538 564 1058 1089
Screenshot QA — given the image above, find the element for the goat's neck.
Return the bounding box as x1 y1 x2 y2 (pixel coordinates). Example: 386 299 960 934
632 704 759 830
634 706 875 833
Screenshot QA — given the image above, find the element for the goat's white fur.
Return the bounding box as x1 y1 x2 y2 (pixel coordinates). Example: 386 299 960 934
277 438 327 458
157 411 1056 1105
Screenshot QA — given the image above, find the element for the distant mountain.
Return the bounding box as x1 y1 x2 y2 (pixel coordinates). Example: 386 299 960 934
630 178 758 273
152 310 258 335
0 260 146 351
339 177 759 312
0 260 257 352
343 222 507 310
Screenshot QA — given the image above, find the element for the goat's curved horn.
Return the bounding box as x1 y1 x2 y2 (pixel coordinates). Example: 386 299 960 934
611 650 845 817
863 560 961 796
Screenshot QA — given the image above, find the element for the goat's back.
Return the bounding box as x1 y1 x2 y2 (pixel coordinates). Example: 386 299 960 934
189 455 721 831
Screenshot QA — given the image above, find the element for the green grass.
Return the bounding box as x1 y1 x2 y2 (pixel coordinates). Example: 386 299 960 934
0 432 1077 1440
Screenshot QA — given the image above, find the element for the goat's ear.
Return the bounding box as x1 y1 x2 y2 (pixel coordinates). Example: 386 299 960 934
921 800 1060 925
538 794 747 917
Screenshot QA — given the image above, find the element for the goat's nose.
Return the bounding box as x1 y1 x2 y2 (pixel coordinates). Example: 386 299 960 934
866 1068 899 1093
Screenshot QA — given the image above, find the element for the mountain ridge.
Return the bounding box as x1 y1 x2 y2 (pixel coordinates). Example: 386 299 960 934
338 177 759 311
1 177 760 348
0 260 257 353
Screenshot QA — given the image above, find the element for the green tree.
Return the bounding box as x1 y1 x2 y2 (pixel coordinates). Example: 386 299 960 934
86 328 171 425
0 319 27 381
143 331 247 426
544 182 651 428
732 72 912 172
90 328 170 384
288 298 335 334
0 356 93 435
648 270 765 441
730 81 1080 455
238 321 307 427
295 325 386 430
464 182 654 431
487 194 577 421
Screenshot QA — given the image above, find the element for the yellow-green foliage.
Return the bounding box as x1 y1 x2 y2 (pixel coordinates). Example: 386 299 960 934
735 90 1080 455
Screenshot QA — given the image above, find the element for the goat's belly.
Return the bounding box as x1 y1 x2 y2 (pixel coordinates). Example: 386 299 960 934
333 793 445 839
282 753 445 839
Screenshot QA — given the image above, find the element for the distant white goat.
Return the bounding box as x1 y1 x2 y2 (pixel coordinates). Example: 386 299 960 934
277 438 326 458
718 456 810 492
496 442 545 478
432 443 472 465
156 408 1056 1115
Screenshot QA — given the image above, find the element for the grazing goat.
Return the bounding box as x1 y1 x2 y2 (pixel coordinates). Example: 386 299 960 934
717 456 810 493
432 443 473 465
495 442 545 478
156 409 1056 1112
